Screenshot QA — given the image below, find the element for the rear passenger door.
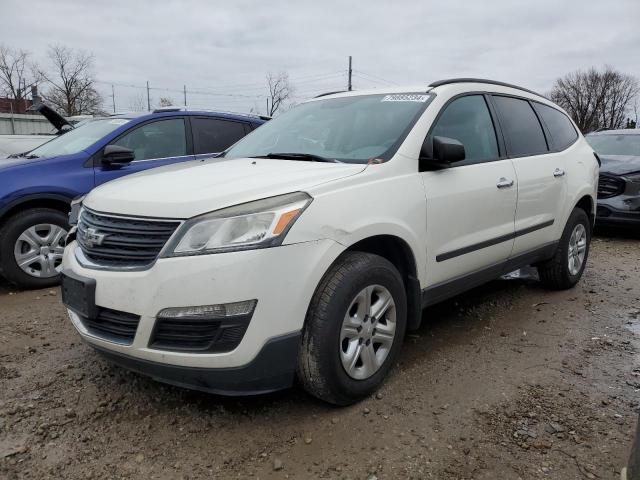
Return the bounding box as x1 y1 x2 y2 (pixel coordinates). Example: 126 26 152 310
94 118 195 186
490 95 568 257
190 117 250 160
421 94 517 290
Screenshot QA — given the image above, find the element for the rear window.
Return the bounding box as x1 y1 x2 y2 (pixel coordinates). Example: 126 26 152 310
534 103 578 150
192 118 247 154
492 96 548 157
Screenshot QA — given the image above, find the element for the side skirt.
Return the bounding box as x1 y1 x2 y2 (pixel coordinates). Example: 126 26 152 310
421 241 558 308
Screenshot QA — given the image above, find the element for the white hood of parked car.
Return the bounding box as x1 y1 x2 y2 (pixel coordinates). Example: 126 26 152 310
84 157 367 218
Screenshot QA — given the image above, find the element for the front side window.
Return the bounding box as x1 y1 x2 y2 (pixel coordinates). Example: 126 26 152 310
29 118 130 158
192 118 246 154
535 103 578 150
111 118 186 161
586 134 640 156
493 96 548 157
225 93 433 164
429 95 499 163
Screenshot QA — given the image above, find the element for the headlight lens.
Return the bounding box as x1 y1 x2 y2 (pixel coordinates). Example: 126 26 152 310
163 192 312 256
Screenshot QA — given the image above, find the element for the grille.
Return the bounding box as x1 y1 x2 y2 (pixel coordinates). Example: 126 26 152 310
598 174 625 199
80 307 140 344
149 317 250 353
77 208 180 268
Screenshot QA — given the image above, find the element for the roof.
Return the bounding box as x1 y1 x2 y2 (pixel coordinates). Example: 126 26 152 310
310 78 547 102
107 109 268 123
585 129 640 136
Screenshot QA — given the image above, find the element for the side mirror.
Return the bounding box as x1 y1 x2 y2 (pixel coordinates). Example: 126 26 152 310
419 136 465 170
102 145 135 166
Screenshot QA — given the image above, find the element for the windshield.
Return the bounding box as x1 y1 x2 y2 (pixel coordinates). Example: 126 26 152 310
225 93 433 163
29 118 131 158
586 134 640 156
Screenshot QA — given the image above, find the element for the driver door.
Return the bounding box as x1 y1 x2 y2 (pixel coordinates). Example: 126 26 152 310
94 118 194 186
420 94 517 299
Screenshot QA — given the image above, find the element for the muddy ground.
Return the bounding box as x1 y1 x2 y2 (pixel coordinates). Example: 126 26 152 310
1 228 639 479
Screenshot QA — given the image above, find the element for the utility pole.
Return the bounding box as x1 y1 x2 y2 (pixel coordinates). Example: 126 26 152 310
111 84 116 114
266 97 269 116
183 85 187 106
146 81 151 111
348 56 352 91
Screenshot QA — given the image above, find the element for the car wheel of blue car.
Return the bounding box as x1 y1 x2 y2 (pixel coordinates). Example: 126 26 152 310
0 208 69 290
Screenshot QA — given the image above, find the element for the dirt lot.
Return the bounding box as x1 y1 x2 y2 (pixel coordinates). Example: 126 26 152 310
1 229 639 479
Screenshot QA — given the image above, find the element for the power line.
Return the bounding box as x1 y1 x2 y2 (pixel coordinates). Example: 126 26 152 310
353 69 399 86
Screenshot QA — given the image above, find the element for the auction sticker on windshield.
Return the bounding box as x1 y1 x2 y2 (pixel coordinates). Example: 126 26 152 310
381 94 430 102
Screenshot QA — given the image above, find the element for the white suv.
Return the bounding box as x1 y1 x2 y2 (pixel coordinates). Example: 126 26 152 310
61 79 598 405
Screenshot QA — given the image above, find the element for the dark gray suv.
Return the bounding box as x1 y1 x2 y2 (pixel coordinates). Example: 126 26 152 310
586 129 640 226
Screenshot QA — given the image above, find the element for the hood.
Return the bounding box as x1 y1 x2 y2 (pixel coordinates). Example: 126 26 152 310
85 157 367 218
0 155 49 170
599 154 640 176
34 104 73 134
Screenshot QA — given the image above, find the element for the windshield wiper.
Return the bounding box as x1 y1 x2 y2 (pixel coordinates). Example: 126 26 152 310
252 152 341 163
25 154 39 159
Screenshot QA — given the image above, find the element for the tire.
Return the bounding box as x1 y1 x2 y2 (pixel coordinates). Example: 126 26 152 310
537 208 591 290
0 208 69 289
297 252 407 405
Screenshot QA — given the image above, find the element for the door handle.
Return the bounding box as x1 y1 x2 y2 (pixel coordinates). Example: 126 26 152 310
553 168 565 178
496 177 514 189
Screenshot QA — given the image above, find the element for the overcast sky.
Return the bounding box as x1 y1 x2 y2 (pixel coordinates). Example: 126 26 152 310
4 0 640 114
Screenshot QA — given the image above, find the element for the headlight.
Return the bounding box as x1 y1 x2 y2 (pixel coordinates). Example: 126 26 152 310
68 195 85 226
163 192 312 257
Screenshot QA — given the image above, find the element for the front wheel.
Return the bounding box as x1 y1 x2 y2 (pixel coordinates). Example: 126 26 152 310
0 208 69 289
537 208 591 290
297 252 407 405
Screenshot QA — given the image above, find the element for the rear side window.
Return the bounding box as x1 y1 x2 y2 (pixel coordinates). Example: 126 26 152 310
534 103 578 150
492 96 548 157
430 95 499 163
192 118 247 154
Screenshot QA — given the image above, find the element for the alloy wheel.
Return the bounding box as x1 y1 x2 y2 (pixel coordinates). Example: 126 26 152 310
567 223 587 276
13 224 67 278
339 285 397 380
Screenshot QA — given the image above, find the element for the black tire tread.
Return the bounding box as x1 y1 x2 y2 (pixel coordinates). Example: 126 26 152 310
537 208 590 290
297 251 405 405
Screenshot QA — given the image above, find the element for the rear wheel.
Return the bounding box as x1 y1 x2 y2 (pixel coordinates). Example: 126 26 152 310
0 208 69 289
537 208 591 290
297 252 407 405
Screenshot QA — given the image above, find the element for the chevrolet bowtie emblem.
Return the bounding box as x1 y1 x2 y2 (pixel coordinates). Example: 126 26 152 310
84 227 108 247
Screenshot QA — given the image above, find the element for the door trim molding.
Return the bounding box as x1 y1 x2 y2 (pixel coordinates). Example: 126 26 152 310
436 219 554 262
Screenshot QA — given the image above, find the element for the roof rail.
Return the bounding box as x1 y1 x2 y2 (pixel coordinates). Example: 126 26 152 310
314 90 348 98
428 78 545 98
150 107 270 120
152 106 187 113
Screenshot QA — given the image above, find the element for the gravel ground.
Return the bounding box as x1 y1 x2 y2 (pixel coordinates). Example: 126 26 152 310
1 228 639 479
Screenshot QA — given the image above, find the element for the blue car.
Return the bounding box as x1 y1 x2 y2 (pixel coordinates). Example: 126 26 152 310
0 108 267 288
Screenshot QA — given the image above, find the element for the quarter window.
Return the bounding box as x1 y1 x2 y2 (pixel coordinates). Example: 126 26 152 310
492 96 548 157
112 119 187 161
534 103 578 150
430 95 499 163
192 118 247 154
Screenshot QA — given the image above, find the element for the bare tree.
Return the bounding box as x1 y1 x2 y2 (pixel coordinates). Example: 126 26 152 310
266 72 294 116
0 44 40 103
40 44 103 116
550 66 639 132
128 93 148 112
158 97 174 107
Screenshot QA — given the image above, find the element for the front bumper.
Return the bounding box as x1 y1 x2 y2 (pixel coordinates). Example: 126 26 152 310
62 238 344 393
597 178 640 226
596 203 640 226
